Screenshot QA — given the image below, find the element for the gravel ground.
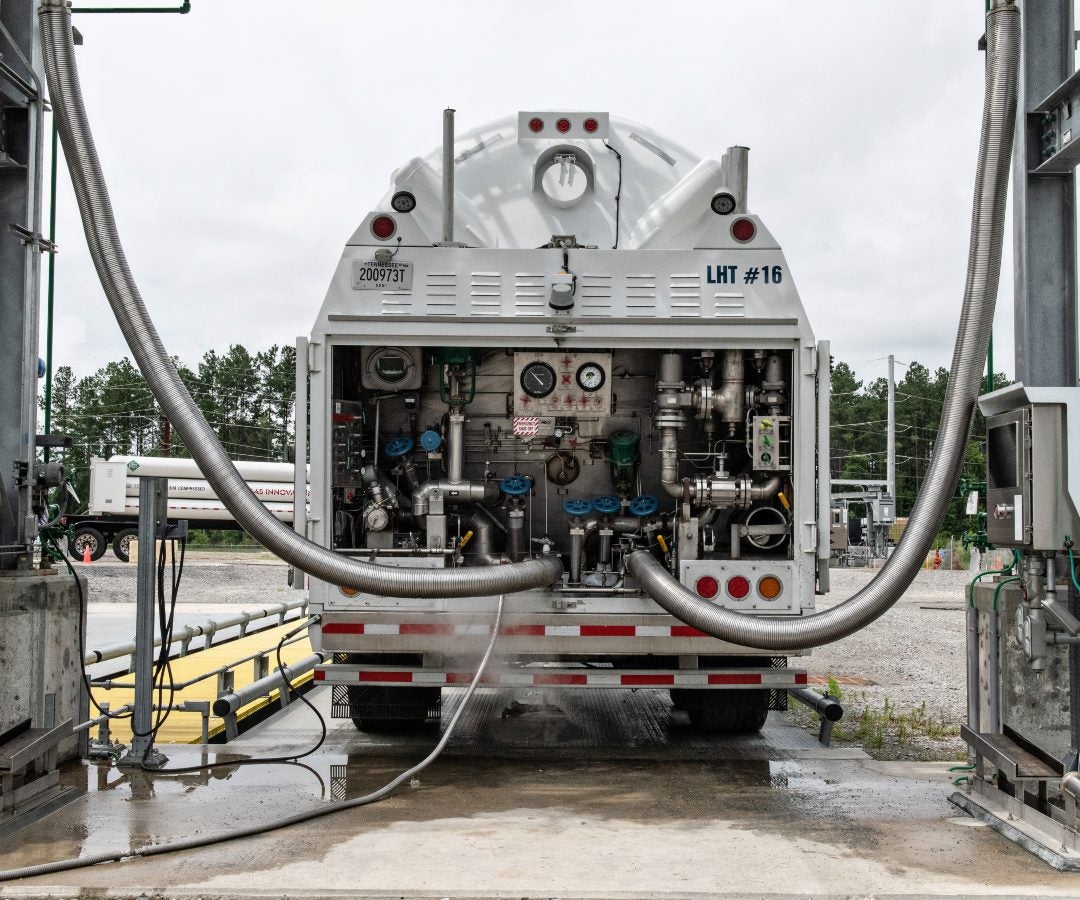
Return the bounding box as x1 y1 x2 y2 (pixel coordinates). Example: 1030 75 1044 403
76 553 973 760
78 549 296 605
799 566 971 760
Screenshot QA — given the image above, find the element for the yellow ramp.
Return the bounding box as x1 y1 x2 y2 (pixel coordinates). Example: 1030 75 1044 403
92 621 315 744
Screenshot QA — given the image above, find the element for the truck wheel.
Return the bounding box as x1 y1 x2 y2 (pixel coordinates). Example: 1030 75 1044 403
347 685 441 732
672 689 769 734
68 526 107 562
112 528 138 563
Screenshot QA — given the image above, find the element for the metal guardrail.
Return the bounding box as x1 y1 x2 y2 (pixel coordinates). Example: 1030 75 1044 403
77 601 316 752
83 599 308 667
213 653 326 740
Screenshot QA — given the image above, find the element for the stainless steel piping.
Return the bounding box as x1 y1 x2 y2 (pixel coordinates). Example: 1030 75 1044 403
628 1 1020 650
442 107 455 244
38 1 562 598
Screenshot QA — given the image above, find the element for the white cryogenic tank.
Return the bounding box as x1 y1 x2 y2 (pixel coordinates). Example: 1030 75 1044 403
118 496 296 523
109 455 304 483
122 477 309 503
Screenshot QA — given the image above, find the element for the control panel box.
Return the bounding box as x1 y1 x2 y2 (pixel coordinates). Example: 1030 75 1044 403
512 351 613 438
981 385 1080 550
751 415 791 471
360 346 423 391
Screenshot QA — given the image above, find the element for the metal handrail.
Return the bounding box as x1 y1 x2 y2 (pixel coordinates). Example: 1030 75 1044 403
84 599 307 666
76 612 318 748
90 634 310 691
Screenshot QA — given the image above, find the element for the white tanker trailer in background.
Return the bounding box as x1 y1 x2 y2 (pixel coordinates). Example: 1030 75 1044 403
66 456 308 561
300 111 832 733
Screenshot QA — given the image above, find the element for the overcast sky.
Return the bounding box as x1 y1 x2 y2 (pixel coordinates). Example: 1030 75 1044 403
47 1 1013 391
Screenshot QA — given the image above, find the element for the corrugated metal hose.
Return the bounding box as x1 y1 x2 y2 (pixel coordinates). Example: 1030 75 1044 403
37 0 561 598
628 0 1020 649
38 0 1018 648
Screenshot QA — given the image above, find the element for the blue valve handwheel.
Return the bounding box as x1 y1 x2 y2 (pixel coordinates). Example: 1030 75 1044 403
500 475 533 497
592 495 621 516
384 436 415 458
562 498 592 517
419 429 442 452
629 494 660 517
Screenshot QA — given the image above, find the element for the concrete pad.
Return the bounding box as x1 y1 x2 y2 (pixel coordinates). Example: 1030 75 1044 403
0 687 1076 898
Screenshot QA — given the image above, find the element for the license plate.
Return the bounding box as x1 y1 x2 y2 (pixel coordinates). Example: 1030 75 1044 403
352 259 413 291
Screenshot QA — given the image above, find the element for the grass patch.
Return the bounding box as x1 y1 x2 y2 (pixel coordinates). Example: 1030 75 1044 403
790 679 960 758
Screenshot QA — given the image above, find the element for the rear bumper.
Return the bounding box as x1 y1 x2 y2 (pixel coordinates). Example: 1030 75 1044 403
315 663 807 690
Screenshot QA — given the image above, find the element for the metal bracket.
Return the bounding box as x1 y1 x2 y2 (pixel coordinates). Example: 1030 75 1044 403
8 223 56 253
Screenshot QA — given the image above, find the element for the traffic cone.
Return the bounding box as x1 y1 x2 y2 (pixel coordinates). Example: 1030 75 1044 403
82 544 92 564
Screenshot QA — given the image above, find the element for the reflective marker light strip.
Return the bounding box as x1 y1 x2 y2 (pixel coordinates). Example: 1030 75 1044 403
315 669 808 688
322 622 712 638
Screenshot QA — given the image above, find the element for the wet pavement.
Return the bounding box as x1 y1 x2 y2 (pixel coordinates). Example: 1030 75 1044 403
1 687 1078 898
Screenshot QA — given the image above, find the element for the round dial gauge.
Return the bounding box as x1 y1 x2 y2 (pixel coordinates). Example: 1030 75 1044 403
576 362 606 392
520 361 557 398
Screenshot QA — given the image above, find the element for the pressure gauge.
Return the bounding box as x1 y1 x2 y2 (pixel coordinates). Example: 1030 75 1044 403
520 361 557 398
576 362 606 392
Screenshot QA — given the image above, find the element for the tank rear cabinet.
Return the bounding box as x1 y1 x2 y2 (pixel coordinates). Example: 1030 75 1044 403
300 112 831 733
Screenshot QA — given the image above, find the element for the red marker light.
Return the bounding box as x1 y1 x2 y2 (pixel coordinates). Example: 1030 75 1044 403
695 576 719 600
726 576 751 600
583 117 599 133
556 117 572 133
371 215 396 240
528 117 545 133
731 218 756 243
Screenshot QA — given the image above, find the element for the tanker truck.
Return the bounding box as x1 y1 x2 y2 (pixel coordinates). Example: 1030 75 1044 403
300 111 831 734
67 456 308 561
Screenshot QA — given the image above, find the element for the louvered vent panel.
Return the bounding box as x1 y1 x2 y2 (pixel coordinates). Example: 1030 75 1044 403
425 272 458 315
514 273 546 316
579 274 613 316
470 271 502 315
624 273 657 316
669 273 701 317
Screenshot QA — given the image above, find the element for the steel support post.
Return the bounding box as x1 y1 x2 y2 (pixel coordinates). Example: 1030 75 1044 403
1013 0 1077 387
119 477 168 767
0 0 44 570
1013 0 1079 753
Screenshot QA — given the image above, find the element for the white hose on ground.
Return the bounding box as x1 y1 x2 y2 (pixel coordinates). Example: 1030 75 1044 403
0 596 504 883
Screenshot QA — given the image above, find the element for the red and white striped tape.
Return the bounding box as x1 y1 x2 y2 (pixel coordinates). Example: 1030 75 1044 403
315 666 808 689
321 622 713 638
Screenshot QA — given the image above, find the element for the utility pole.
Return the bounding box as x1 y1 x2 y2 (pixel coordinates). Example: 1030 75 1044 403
887 354 896 510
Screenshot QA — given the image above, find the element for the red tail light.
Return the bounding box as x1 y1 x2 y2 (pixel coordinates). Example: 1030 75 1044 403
695 576 719 599
556 117 571 133
583 117 599 133
731 218 756 243
528 117 545 133
371 215 396 240
726 576 751 599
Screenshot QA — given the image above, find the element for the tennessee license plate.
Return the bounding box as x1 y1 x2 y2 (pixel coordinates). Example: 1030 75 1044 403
352 259 413 291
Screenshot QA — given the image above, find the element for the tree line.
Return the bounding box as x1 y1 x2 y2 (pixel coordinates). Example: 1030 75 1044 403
831 360 1009 538
48 344 295 504
46 345 998 541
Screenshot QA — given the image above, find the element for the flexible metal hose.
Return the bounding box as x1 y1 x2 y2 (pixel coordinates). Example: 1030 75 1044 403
37 1 560 598
629 1 1020 650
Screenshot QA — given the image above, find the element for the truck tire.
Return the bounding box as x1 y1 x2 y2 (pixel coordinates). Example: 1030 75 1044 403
347 685 440 732
112 528 138 563
670 689 769 734
68 526 107 562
